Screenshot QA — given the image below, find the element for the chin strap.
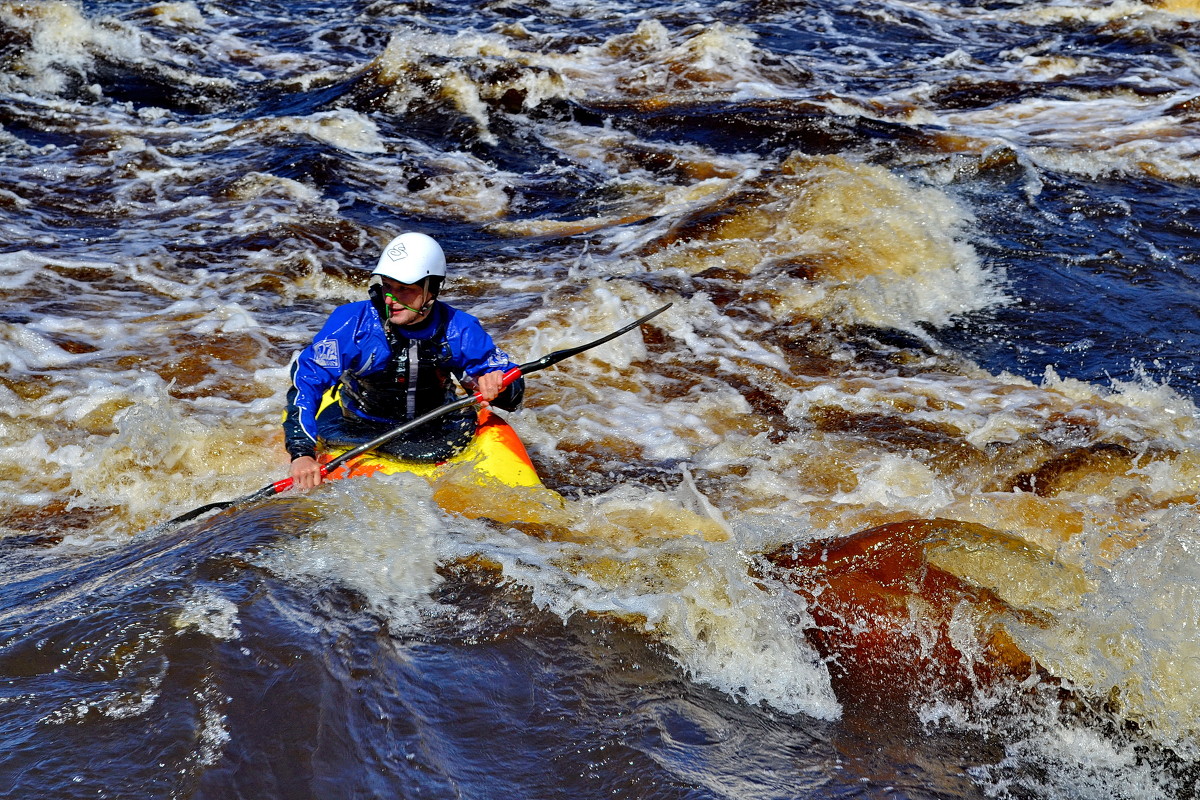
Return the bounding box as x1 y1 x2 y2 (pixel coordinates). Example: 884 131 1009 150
385 293 435 316
367 277 389 322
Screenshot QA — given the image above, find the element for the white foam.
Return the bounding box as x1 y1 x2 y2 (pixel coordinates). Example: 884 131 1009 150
175 588 241 640
273 110 388 155
830 453 954 514
259 473 453 626
466 506 842 721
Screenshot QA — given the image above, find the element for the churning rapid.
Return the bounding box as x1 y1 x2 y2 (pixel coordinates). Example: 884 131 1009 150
2 0 1199 797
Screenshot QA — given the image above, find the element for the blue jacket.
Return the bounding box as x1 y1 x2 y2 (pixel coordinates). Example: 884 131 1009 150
284 300 523 459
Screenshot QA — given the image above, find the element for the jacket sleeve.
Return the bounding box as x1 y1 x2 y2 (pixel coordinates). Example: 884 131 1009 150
446 308 525 412
283 359 321 460
283 305 368 459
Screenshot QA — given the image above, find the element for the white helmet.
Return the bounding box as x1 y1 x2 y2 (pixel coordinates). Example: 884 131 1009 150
371 232 446 284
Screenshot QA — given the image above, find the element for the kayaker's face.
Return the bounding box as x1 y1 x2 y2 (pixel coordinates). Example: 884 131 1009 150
380 278 431 326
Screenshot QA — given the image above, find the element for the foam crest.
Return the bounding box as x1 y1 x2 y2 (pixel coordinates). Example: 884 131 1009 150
830 453 953 514
642 152 1000 330
603 20 783 100
1010 505 1200 755
355 141 519 222
453 493 840 720
955 696 1178 798
1022 0 1200 26
504 280 662 372
266 110 387 155
0 0 234 98
927 88 1200 181
261 473 452 625
0 1 101 94
368 19 799 146
0 250 46 290
59 380 282 534
373 30 573 144
0 321 79 370
146 2 209 30
623 538 840 720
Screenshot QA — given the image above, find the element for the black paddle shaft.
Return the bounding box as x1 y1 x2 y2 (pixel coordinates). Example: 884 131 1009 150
164 302 672 526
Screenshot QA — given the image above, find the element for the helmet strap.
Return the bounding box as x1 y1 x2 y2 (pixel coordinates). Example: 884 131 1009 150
368 277 388 322
425 275 443 303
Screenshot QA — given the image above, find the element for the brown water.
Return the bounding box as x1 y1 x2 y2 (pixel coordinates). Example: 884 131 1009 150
2 1 1200 797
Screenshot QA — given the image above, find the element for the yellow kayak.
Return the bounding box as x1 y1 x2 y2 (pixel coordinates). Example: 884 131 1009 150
316 406 544 489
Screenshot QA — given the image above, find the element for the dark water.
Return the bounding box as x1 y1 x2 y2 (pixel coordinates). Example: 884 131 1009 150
2 1 1199 797
0 503 991 799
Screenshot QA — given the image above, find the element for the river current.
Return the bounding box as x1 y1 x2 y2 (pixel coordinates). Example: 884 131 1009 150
1 1 1199 797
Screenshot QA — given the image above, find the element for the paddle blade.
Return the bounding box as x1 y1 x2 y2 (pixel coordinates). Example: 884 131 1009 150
165 477 293 526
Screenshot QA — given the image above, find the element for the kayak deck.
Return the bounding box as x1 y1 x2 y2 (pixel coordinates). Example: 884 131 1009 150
317 408 544 489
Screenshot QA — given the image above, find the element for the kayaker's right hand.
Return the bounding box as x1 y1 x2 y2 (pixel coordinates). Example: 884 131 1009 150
468 369 506 403
290 455 324 491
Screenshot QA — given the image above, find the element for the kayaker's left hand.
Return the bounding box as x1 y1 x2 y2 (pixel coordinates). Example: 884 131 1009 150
470 370 506 402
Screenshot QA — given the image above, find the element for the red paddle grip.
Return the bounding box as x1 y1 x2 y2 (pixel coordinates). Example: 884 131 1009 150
272 463 330 495
471 367 524 404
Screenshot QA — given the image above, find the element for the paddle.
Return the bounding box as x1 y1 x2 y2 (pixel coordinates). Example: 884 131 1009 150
164 302 672 526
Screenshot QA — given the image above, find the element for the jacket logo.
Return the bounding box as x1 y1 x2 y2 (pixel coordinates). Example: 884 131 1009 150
386 241 408 261
314 338 340 368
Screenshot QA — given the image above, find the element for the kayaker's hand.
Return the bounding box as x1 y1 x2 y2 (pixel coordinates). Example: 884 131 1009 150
471 370 506 403
290 455 324 491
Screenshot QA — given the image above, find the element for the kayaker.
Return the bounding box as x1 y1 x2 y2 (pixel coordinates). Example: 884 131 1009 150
284 232 525 490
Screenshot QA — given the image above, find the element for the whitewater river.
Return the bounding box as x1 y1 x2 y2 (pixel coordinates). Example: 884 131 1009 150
2 0 1199 797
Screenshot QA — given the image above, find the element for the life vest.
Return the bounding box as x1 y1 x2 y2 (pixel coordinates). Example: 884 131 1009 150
337 314 457 425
